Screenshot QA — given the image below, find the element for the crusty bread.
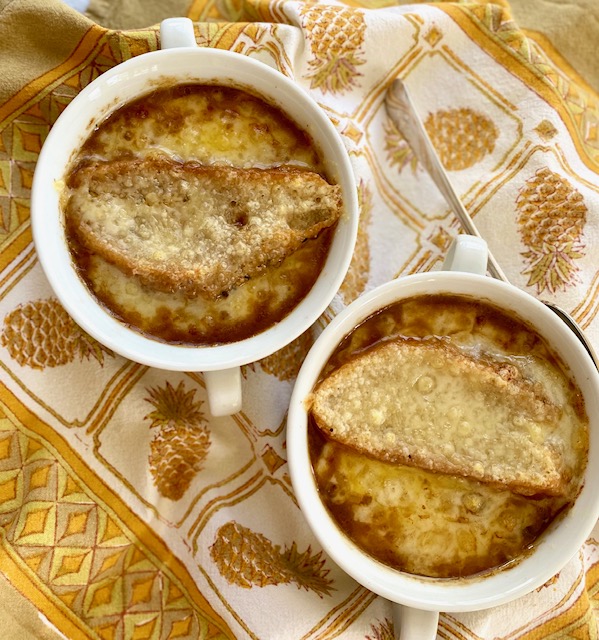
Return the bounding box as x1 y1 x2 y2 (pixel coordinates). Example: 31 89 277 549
65 156 342 299
309 337 569 497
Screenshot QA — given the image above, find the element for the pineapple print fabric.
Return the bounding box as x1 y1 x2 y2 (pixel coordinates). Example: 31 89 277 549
2 0 599 638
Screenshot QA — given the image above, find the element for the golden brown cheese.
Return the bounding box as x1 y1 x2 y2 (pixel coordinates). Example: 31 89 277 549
82 229 332 344
311 436 564 579
81 84 322 169
66 157 341 299
310 336 573 497
308 294 589 578
63 83 339 345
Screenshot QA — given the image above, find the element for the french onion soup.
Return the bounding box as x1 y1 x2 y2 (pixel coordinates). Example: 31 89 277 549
61 83 342 345
307 294 589 578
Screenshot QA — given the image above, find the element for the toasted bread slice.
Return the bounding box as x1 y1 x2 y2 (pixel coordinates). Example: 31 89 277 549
309 337 569 497
65 156 342 299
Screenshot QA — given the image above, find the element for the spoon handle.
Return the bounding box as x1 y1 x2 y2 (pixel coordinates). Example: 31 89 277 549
385 78 509 283
385 78 599 370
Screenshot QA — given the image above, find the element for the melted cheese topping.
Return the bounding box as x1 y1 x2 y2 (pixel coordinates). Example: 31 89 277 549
64 84 333 345
85 84 322 169
309 294 588 578
86 228 331 343
312 438 563 578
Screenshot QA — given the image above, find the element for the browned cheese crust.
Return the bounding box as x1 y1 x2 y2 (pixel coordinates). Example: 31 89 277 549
309 337 572 497
65 156 342 299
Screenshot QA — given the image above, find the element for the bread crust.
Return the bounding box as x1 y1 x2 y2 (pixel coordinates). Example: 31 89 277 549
65 156 342 299
309 337 570 497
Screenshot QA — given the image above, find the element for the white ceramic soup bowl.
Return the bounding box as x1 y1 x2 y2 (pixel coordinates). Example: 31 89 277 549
31 18 358 416
287 235 599 639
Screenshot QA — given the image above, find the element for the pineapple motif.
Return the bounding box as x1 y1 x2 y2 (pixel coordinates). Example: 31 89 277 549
516 167 587 294
425 108 497 171
339 180 373 304
146 381 211 501
1 298 109 369
301 4 366 94
366 619 395 640
385 108 497 173
210 521 334 597
384 118 419 173
258 328 314 381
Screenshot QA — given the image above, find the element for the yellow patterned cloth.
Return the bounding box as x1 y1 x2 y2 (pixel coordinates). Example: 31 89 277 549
1 0 599 638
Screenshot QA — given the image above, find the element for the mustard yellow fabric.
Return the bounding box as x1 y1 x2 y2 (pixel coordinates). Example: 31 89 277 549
1 0 599 638
508 0 599 95
84 0 189 30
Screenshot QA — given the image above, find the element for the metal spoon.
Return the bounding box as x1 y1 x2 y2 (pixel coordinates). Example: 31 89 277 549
385 77 599 369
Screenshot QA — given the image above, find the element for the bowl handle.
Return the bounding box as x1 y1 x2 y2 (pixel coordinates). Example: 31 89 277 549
204 368 243 417
441 234 488 276
392 603 439 639
160 17 198 49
